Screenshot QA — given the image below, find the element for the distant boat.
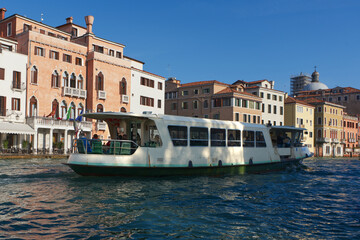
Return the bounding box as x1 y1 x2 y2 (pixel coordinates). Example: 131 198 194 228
65 112 312 176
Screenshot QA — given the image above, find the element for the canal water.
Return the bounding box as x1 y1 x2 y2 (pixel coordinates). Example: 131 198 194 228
0 158 359 239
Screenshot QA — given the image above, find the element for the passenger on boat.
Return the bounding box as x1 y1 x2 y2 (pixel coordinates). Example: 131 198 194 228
79 132 92 153
277 133 284 147
284 134 291 147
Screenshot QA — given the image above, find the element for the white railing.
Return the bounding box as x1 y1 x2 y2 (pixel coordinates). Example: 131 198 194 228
316 137 330 143
26 116 92 130
122 95 129 103
98 90 106 100
11 82 26 91
97 121 107 131
63 86 87 99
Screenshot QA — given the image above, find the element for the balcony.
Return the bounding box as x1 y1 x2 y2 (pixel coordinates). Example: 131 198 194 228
11 82 26 92
63 87 87 99
341 139 346 144
331 138 340 143
97 121 107 131
122 95 129 103
349 138 356 143
27 116 92 131
98 90 106 100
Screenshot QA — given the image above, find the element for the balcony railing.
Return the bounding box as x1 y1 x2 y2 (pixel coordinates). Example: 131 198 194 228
11 82 26 91
97 121 107 131
63 86 87 99
316 137 330 143
27 116 92 130
98 90 106 100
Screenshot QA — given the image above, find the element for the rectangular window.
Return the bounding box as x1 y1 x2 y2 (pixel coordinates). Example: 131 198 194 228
211 128 226 147
243 114 247 123
253 115 256 123
267 93 271 99
202 88 210 94
243 130 255 147
235 112 239 121
279 96 283 102
249 101 254 109
158 82 163 90
190 127 208 146
182 102 188 109
262 103 265 112
182 90 188 96
140 96 154 107
256 102 260 110
223 98 231 107
0 68 4 80
213 99 221 107
49 50 59 60
40 29 45 34
268 104 271 113
93 44 104 53
272 95 277 101
171 102 177 110
75 57 82 66
63 54 72 63
273 105 277 114
12 71 21 89
168 125 187 146
228 129 241 146
35 46 45 57
140 77 155 88
11 98 20 111
7 22 12 36
193 100 198 109
0 96 6 116
242 100 248 108
109 49 115 56
116 51 122 58
280 106 283 115
194 89 199 95
256 131 266 147
260 92 264 98
158 99 161 108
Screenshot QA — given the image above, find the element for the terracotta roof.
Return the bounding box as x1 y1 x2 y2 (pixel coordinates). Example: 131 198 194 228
181 80 228 88
215 88 261 99
284 97 315 108
302 97 346 108
247 79 269 85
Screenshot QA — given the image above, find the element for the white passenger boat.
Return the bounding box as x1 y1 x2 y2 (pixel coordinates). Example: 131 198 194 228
65 112 312 176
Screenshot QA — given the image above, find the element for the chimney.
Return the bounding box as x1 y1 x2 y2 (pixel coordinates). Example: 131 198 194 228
84 15 94 34
66 16 73 24
0 8 7 20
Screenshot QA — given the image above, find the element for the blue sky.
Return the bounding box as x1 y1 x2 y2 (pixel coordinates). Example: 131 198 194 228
3 0 360 92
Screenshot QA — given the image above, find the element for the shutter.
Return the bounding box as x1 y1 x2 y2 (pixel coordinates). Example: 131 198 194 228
0 68 4 80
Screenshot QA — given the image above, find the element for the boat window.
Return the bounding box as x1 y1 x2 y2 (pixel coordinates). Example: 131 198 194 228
168 125 187 146
148 125 162 147
227 129 241 146
211 128 226 146
190 127 208 146
256 131 267 147
243 130 255 147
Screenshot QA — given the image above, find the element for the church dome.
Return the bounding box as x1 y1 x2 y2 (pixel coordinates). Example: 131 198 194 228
302 69 328 91
303 81 328 91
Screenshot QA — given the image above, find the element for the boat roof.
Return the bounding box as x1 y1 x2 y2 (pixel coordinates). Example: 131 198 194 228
82 111 268 128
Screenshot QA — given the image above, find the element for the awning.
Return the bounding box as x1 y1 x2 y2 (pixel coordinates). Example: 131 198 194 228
0 122 35 135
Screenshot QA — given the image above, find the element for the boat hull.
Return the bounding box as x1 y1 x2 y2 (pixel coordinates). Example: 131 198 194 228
64 158 304 177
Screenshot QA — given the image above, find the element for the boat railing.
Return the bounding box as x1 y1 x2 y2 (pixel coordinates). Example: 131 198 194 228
73 139 139 155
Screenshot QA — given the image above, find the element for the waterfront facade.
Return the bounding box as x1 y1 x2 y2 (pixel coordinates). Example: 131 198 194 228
0 8 163 153
0 36 34 150
165 78 262 123
284 97 315 153
305 98 345 157
343 114 359 157
126 56 165 114
243 80 285 126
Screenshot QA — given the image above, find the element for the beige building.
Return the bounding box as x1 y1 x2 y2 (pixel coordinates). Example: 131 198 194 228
165 78 262 123
284 97 315 153
304 98 345 157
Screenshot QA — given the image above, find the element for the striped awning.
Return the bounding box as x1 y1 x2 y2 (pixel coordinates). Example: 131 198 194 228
0 122 35 135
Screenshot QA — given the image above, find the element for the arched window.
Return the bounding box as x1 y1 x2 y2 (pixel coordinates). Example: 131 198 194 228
29 96 37 117
70 73 76 88
63 72 69 87
120 107 127 113
51 70 60 88
77 75 84 89
96 72 104 90
61 100 67 119
97 104 104 112
52 99 59 118
70 102 76 119
77 103 84 116
31 66 38 84
120 78 127 95
317 129 322 138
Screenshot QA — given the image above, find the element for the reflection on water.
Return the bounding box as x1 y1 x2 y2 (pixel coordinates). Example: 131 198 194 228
0 158 359 239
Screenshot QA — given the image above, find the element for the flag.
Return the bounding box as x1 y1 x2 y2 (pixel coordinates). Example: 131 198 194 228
63 106 71 120
75 109 83 122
